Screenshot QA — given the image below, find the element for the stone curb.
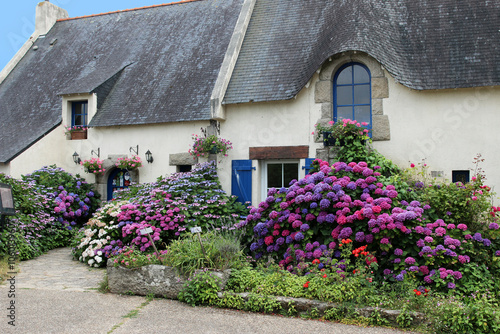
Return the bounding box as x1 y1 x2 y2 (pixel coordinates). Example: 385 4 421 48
217 292 427 327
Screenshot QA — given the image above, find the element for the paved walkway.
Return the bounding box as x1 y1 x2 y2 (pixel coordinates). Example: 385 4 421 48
0 248 421 334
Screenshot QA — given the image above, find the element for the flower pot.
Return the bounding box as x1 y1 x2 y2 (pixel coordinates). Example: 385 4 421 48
209 146 219 154
71 130 87 140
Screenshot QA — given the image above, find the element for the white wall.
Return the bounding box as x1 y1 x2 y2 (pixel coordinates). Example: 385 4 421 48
375 74 500 197
219 74 324 203
6 120 209 185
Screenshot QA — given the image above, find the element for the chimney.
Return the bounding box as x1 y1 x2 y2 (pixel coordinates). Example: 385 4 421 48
35 1 69 35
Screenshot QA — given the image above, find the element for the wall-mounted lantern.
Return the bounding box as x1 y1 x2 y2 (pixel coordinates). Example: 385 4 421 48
72 152 81 164
145 150 154 164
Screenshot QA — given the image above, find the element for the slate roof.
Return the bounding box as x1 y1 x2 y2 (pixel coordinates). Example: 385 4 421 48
224 0 500 104
0 0 244 163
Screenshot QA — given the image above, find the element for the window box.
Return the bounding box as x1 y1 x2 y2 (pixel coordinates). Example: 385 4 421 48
71 130 87 140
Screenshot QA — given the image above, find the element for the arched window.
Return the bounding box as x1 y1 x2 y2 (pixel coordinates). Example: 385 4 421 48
333 63 371 131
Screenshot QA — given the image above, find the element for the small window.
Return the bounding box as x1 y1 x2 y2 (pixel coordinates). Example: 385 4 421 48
177 165 192 173
263 161 299 199
72 101 88 127
333 63 371 133
452 170 470 184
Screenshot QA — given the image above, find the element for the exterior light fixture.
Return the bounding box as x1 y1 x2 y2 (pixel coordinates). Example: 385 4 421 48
145 150 154 164
72 152 81 164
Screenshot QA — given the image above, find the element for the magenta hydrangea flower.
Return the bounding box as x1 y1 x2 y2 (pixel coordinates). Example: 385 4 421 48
435 227 446 236
394 248 403 256
489 222 499 230
404 257 416 265
380 238 390 244
457 224 468 231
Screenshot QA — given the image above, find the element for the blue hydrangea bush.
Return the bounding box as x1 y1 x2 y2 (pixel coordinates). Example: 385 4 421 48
241 159 499 292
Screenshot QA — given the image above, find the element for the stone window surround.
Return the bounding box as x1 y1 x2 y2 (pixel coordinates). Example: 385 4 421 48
314 51 390 141
61 93 97 140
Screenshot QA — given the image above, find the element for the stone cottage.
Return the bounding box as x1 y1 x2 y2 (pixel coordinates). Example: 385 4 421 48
0 0 499 203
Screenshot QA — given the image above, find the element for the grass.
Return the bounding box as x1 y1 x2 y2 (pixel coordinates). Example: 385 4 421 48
0 256 19 284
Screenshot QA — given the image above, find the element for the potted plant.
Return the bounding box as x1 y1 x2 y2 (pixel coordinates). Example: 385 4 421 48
81 158 105 174
313 119 370 146
115 156 143 170
65 125 88 140
189 134 233 158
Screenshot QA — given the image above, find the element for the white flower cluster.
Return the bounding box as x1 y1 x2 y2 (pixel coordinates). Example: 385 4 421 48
76 201 126 267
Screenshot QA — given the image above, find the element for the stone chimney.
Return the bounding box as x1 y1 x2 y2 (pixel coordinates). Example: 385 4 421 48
35 1 69 35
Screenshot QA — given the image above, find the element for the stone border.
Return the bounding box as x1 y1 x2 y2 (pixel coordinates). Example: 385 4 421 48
106 260 231 299
218 292 427 327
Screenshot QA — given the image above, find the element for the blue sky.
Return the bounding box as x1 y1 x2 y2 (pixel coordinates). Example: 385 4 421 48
0 0 174 70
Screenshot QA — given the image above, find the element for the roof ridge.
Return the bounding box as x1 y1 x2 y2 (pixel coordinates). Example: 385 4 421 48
56 0 203 22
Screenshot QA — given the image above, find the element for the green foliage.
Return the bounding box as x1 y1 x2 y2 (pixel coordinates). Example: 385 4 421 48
430 294 500 333
216 292 245 310
243 293 282 313
164 230 244 276
369 308 389 326
396 305 413 328
178 270 222 306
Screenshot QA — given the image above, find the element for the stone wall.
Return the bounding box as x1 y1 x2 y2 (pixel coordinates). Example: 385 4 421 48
107 260 231 298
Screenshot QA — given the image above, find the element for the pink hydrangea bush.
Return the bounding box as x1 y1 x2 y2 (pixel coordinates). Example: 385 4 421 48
243 159 499 291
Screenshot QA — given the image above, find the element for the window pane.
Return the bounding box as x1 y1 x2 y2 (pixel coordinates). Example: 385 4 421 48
283 163 298 186
267 164 282 188
337 106 352 120
74 104 82 114
336 66 352 85
354 106 371 125
353 85 370 104
353 65 369 84
74 115 83 126
336 86 352 105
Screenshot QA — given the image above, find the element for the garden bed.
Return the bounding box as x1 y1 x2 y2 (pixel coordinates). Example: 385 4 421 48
106 259 231 298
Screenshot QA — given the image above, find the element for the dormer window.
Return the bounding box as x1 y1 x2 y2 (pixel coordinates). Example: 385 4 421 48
72 101 88 127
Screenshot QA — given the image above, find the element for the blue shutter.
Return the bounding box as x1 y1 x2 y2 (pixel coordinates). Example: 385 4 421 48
302 158 316 175
232 160 254 204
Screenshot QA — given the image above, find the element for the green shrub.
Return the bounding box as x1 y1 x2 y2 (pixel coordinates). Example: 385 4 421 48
178 270 221 306
164 230 244 276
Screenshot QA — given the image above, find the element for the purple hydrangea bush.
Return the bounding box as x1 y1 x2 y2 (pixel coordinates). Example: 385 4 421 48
242 159 499 291
0 166 100 260
74 162 248 267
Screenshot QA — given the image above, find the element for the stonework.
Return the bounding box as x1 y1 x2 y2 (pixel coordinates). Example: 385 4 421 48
107 260 231 298
314 51 391 143
169 152 197 166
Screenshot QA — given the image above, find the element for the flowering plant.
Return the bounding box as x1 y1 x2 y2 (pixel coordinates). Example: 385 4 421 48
115 156 142 170
81 158 105 174
64 125 87 135
313 119 370 144
189 134 233 158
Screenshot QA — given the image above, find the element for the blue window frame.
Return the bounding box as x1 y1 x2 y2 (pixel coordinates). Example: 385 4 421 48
333 63 372 133
71 101 88 127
